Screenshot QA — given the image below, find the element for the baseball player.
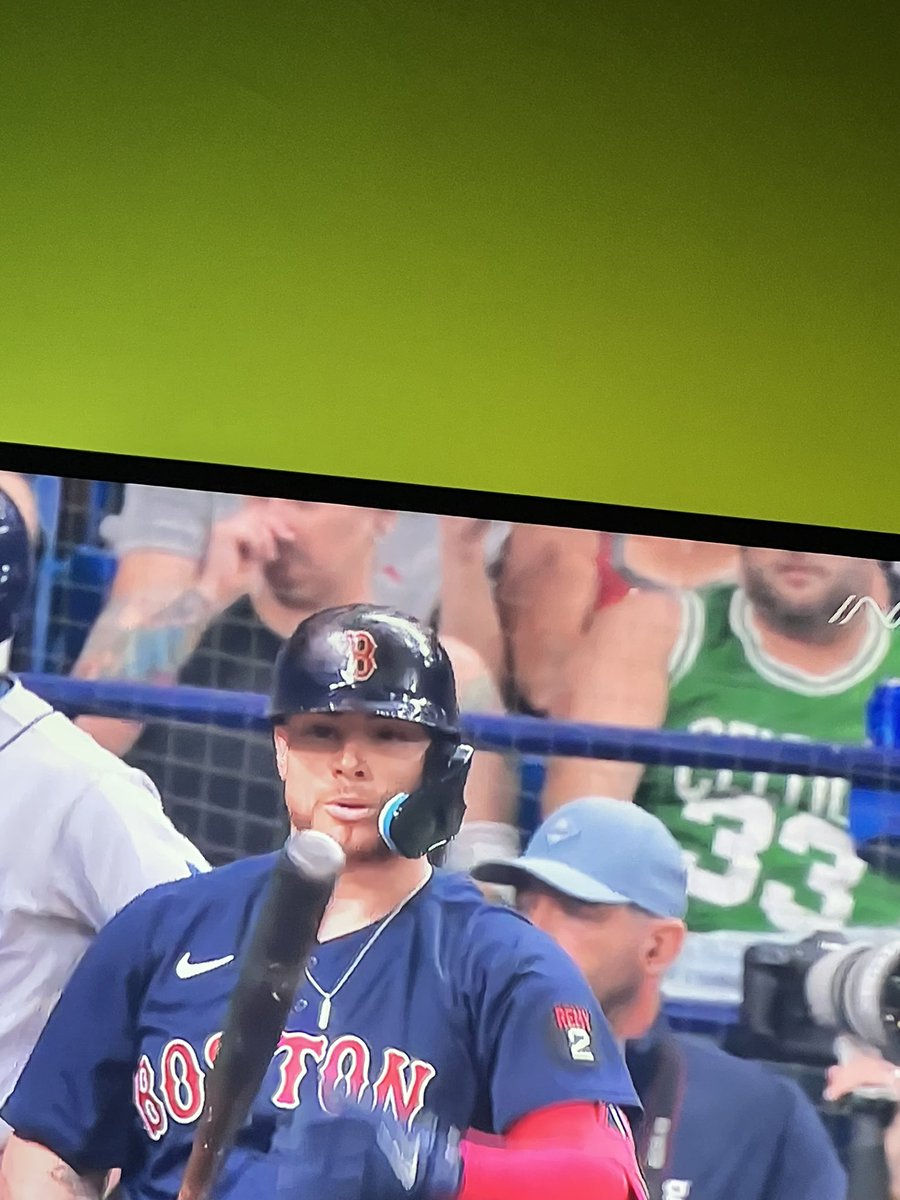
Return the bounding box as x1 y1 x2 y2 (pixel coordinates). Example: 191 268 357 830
0 483 209 1154
2 605 647 1200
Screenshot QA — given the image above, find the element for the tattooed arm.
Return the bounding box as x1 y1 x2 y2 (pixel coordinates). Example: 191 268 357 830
0 1136 106 1199
72 581 224 756
72 500 293 757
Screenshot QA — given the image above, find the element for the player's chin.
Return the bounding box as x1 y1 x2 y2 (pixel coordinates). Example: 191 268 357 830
312 811 389 860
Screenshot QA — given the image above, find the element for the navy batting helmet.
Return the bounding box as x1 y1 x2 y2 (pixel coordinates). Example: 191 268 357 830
0 487 34 646
268 605 474 860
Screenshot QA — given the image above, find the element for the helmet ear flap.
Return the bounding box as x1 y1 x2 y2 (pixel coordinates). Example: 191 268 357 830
378 739 474 860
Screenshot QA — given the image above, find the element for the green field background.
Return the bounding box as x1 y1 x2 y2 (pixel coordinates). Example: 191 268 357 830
1 1 896 532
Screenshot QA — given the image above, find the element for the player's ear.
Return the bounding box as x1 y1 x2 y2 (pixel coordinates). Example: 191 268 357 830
642 918 685 978
273 726 290 781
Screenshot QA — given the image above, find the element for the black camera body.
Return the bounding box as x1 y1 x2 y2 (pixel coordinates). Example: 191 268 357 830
726 932 900 1068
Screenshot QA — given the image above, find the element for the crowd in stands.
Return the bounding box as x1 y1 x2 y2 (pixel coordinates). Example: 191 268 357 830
10 474 900 937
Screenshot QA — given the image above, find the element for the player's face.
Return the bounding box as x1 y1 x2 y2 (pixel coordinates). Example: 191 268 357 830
741 549 876 634
517 888 647 1032
261 500 391 609
273 711 430 861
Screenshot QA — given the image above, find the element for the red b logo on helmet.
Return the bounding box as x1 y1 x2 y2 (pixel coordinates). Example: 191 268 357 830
343 631 377 683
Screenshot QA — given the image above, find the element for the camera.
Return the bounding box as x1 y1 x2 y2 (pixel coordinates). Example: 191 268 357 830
726 932 900 1067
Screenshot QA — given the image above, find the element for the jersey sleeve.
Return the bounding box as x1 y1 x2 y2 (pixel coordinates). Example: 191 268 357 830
762 1076 847 1200
52 770 208 930
98 482 215 558
0 889 160 1175
467 910 640 1134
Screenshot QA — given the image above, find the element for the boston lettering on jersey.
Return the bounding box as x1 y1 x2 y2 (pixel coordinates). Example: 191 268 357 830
637 586 900 934
2 861 639 1200
134 1030 436 1140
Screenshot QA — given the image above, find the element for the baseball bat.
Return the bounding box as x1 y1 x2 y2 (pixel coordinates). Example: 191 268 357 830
176 829 345 1200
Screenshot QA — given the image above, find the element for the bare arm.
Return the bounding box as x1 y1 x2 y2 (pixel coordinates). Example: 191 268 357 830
72 501 289 757
0 1136 106 1200
496 525 600 713
72 555 220 756
442 634 519 830
438 519 506 683
541 588 681 813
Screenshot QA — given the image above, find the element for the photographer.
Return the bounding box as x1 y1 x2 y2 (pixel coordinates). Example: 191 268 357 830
473 796 846 1200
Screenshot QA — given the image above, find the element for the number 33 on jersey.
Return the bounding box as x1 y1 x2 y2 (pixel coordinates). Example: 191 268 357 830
637 587 900 934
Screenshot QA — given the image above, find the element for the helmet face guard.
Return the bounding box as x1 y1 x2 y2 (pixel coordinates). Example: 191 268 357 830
0 489 34 647
268 605 473 859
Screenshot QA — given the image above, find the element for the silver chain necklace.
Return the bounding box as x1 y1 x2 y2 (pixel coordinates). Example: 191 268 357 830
305 870 432 1031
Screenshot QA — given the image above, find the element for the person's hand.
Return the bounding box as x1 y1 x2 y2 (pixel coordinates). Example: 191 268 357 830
274 1089 464 1200
194 499 295 612
826 1050 900 1200
824 1053 900 1103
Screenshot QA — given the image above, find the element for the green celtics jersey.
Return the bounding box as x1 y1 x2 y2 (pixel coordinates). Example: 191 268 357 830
635 585 900 934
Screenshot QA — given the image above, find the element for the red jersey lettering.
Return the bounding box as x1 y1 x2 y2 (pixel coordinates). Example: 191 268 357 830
160 1039 205 1124
319 1035 372 1113
133 1054 168 1141
272 1032 328 1109
372 1047 437 1126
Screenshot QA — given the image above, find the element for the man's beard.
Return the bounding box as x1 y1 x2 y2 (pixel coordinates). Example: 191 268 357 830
264 555 334 613
742 569 855 641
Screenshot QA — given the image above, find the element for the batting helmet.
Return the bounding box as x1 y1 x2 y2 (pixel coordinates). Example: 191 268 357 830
0 487 34 646
268 605 474 860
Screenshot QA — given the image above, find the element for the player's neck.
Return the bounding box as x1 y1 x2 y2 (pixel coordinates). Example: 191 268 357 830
318 855 432 942
253 569 374 639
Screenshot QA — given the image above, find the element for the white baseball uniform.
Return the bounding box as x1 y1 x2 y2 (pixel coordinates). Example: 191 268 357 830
0 677 209 1147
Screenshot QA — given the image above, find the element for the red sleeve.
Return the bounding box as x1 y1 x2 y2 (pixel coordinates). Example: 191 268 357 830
457 1102 648 1200
595 534 631 612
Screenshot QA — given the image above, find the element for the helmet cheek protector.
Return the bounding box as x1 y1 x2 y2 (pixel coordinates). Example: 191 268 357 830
378 741 474 859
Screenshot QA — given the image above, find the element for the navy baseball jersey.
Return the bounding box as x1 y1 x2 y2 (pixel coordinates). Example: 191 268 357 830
3 858 639 1199
626 1024 846 1200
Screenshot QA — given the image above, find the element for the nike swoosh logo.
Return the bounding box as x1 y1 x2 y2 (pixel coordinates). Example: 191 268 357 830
175 952 235 979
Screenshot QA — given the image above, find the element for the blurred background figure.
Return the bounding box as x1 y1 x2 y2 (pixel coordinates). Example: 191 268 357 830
0 476 207 1154
0 473 40 673
473 796 846 1200
543 550 900 937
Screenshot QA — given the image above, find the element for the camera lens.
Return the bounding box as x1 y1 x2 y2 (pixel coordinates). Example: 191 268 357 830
805 939 900 1056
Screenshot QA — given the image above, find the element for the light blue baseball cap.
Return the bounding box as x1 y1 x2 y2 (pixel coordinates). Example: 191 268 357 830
472 796 688 919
